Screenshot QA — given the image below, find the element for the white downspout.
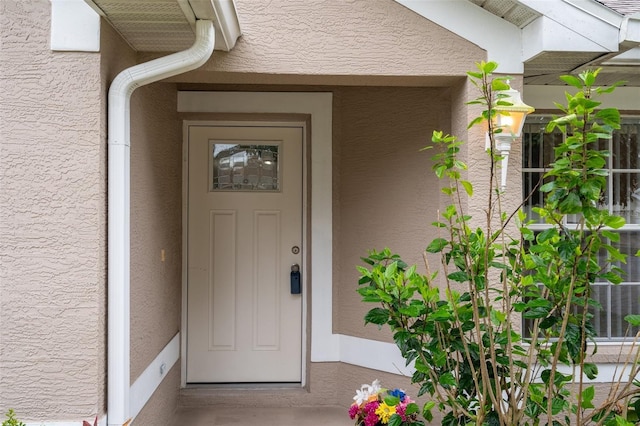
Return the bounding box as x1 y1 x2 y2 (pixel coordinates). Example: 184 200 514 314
108 19 215 426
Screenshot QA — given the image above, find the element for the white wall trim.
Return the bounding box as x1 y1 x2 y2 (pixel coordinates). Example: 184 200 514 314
129 333 180 422
339 335 413 377
337 334 639 384
177 91 339 366
24 416 106 426
50 0 100 52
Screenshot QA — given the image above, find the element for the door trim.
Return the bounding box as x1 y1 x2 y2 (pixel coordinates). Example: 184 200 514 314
182 118 311 386
178 91 337 389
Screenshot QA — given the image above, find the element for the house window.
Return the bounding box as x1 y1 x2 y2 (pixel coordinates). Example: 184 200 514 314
522 116 640 339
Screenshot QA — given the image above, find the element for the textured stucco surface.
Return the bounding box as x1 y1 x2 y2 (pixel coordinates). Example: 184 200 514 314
0 0 104 421
334 86 451 341
129 82 182 384
148 0 484 86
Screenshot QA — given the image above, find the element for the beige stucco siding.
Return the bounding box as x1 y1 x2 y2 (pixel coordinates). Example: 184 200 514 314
0 0 104 421
334 86 452 340
155 0 484 86
129 81 182 423
129 82 182 384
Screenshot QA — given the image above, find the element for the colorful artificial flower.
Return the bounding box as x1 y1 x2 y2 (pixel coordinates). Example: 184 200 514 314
375 401 396 424
348 380 423 426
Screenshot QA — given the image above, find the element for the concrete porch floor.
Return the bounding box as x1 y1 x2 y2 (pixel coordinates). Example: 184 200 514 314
169 406 353 426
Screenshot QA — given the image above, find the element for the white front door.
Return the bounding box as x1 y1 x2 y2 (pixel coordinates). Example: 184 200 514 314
186 123 303 383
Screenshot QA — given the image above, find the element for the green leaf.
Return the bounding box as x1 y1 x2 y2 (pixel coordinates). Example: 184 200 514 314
490 309 506 325
559 192 582 214
364 308 389 325
405 402 419 415
580 385 595 409
583 363 598 380
467 116 485 129
604 215 626 229
595 108 621 126
560 75 583 88
482 61 499 74
601 230 620 242
492 79 511 91
439 372 456 387
540 181 555 192
523 307 550 319
422 401 435 422
625 315 640 326
384 396 400 406
460 180 473 196
614 415 635 426
388 414 402 426
447 271 469 282
426 238 448 253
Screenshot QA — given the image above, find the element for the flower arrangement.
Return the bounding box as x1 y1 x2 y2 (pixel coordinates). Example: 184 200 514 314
348 380 424 426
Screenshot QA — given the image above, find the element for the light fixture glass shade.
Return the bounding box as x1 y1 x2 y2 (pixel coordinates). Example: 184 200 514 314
493 86 534 138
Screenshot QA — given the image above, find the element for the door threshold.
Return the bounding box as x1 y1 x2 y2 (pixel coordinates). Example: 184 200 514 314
185 382 303 390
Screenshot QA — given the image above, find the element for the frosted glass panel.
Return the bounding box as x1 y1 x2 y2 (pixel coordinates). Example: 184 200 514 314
211 142 280 191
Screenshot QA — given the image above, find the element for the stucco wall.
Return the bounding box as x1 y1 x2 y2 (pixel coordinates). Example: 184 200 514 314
0 0 104 421
126 82 184 426
129 82 182 385
154 0 484 86
334 86 452 340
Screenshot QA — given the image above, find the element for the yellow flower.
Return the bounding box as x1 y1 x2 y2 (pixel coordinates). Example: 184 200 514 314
375 401 396 424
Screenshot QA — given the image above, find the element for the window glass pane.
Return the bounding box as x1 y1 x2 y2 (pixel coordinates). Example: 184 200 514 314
611 172 640 224
610 284 640 338
522 172 550 223
611 122 639 170
588 284 608 337
522 116 640 341
609 231 640 282
211 143 280 191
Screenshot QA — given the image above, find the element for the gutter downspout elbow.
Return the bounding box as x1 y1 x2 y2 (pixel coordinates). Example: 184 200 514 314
107 19 215 426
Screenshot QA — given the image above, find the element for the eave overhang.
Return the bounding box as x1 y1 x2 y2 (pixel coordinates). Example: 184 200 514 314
395 0 640 85
84 0 241 52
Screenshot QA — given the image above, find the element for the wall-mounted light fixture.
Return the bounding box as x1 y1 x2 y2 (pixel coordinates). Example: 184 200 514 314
490 82 534 190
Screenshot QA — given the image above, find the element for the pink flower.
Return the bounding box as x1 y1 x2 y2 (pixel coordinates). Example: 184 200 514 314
363 401 380 426
396 403 407 421
348 403 360 419
364 410 379 426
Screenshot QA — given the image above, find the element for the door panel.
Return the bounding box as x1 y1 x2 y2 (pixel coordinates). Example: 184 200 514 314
186 125 303 383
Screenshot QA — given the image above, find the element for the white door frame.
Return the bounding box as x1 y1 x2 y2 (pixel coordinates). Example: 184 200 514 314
182 119 308 385
178 93 338 385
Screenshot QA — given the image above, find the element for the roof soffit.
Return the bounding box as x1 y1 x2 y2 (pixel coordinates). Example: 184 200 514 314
84 0 240 52
450 0 640 86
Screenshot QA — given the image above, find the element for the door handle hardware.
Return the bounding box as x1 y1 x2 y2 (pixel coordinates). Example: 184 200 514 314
290 264 301 294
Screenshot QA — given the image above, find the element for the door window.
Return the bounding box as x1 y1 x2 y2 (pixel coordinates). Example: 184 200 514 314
210 142 280 191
